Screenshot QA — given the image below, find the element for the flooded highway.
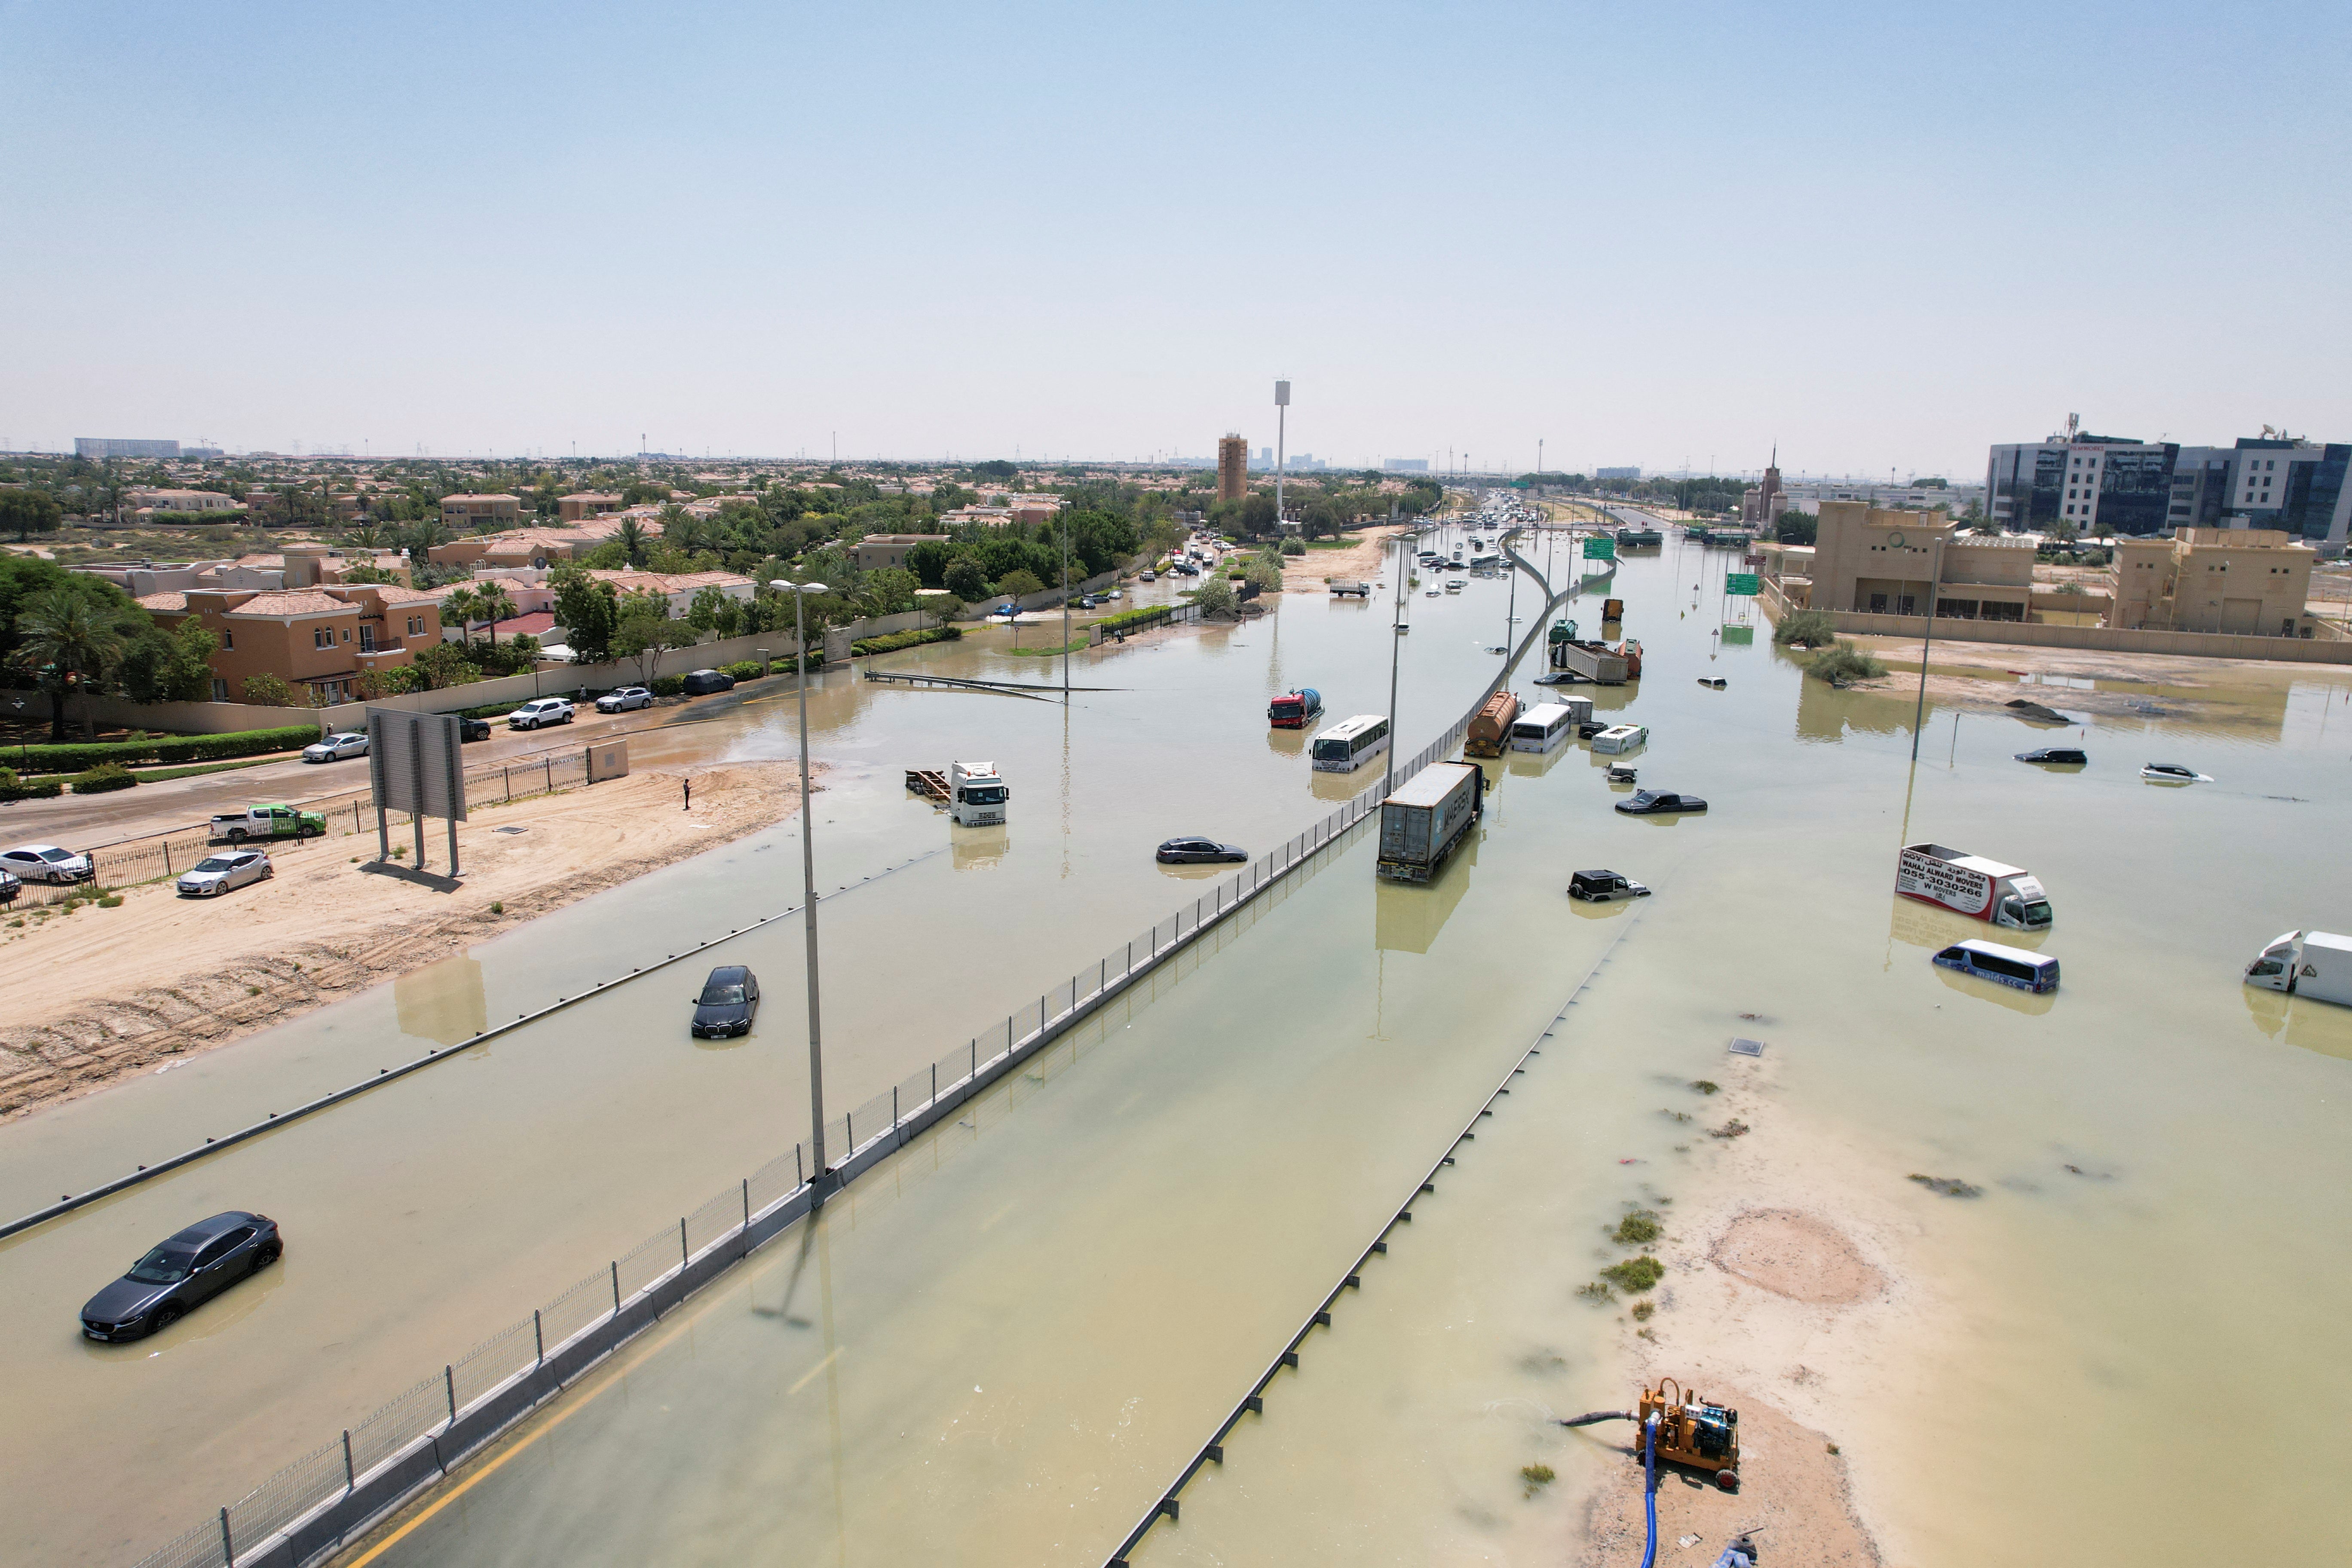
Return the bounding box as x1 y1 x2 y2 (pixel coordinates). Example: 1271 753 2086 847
0 524 1587 1566
340 534 2352 1568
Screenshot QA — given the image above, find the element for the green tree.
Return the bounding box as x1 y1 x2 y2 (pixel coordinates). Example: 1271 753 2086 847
551 566 621 662
410 642 481 691
1242 554 1284 593
1772 512 1817 546
686 584 745 638
996 568 1044 599
1191 573 1235 616
241 671 299 706
1772 609 1838 648
943 556 990 601
861 567 920 617
615 518 651 567
473 583 518 645
612 592 692 683
14 589 129 741
441 585 482 644
0 487 64 542
1240 494 1278 536
120 620 219 704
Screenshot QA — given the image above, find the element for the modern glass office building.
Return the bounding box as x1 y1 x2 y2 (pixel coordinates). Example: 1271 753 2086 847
1988 432 2350 549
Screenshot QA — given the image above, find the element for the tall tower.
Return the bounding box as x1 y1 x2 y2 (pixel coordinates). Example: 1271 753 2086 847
1218 434 1247 502
1759 446 1783 521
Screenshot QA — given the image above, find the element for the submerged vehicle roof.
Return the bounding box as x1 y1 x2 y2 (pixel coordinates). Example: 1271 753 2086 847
1904 842 2027 879
1384 760 1478 808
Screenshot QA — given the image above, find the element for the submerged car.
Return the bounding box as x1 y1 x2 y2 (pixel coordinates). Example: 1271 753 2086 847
596 686 654 713
1616 790 1706 815
176 849 272 897
1569 869 1651 902
2141 763 2211 783
81 1211 281 1341
691 965 761 1038
2017 747 2087 766
301 732 368 763
1 844 93 884
1156 836 1248 864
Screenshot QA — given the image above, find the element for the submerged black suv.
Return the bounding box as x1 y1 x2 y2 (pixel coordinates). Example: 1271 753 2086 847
81 1211 281 1341
692 965 761 1038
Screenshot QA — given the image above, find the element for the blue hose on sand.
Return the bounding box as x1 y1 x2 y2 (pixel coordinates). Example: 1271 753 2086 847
1638 1413 1660 1568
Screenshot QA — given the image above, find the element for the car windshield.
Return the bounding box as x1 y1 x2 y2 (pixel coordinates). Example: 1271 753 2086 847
700 984 747 1005
127 1246 196 1284
192 858 234 873
40 849 74 862
2023 902 2052 924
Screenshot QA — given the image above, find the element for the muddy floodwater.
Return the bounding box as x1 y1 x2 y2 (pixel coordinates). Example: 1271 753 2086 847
9 527 2351 1567
339 534 2351 1568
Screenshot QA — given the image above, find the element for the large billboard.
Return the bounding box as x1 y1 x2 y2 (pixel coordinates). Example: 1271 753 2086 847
367 707 467 821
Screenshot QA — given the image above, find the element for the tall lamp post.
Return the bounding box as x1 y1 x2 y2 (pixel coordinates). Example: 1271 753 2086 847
1384 527 1409 799
1274 380 1290 536
1908 535 1944 763
769 579 832 1195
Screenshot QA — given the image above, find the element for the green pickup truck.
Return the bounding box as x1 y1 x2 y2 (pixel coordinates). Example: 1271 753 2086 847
208 803 327 844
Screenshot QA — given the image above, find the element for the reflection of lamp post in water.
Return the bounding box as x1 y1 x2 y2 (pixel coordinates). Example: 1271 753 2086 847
768 579 832 1197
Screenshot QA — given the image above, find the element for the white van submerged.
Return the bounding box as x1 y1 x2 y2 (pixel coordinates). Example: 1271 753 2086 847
1896 843 2052 930
1591 723 1648 755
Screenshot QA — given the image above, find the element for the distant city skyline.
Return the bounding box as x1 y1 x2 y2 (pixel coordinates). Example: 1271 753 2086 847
4 0 2345 480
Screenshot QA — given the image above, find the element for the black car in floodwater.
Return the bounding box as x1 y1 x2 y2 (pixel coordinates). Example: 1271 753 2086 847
1156 837 1248 864
1615 790 1707 815
2016 747 2087 765
692 965 761 1038
81 1211 281 1341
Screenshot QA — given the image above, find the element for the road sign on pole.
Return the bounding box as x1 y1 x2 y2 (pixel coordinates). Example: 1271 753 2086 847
1582 536 1616 560
1725 572 1761 596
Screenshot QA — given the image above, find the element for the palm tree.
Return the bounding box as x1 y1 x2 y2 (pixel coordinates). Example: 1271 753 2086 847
616 518 650 568
473 584 518 647
15 590 128 743
441 585 481 647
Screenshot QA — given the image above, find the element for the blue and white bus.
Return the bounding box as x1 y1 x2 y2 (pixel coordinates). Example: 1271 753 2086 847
1932 938 2060 995
1311 714 1391 773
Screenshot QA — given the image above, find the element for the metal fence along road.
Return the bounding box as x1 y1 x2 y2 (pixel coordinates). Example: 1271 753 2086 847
125 535 1583 1568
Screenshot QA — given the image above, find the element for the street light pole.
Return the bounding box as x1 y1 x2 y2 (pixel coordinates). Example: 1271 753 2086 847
1384 527 1408 800
1910 537 1943 763
1274 380 1290 538
771 579 831 1196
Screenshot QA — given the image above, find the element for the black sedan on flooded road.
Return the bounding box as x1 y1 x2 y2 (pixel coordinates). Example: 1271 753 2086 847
1615 790 1707 815
1156 837 1248 864
81 1211 281 1341
691 965 761 1038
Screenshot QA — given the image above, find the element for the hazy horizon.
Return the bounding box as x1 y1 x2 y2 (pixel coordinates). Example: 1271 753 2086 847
5 0 2346 478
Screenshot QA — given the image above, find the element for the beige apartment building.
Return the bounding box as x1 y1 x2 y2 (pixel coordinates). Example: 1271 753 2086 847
1218 435 1247 502
126 488 245 521
139 582 447 705
558 493 625 521
851 533 949 571
439 493 525 529
1793 501 2036 620
2110 528 2315 635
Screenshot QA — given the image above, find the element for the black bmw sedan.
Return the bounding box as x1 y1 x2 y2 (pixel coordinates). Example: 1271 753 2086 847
692 965 761 1038
81 1211 281 1341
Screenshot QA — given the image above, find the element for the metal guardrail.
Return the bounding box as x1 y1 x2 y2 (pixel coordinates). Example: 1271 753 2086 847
122 537 1580 1568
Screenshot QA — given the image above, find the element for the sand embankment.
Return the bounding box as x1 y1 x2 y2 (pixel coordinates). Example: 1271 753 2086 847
0 763 805 1120
1281 527 1409 592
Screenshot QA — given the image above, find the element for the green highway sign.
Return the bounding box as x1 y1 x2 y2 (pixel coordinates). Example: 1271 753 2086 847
1582 536 1616 560
1725 572 1760 596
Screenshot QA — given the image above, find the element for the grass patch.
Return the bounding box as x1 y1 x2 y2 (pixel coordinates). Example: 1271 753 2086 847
1709 1118 1751 1139
1520 1462 1556 1496
1599 1255 1664 1294
131 753 297 783
1908 1173 1984 1198
1575 1280 1615 1304
1805 642 1888 684
1688 1079 1720 1095
1611 1210 1663 1246
1004 639 1090 657
1630 1300 1655 1322
1772 608 1838 648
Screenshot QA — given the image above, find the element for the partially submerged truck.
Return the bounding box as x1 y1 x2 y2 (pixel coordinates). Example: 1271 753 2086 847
1463 691 1522 758
2245 931 2352 1007
1268 688 1324 729
1896 843 2052 930
948 761 1008 827
1326 579 1372 597
1377 761 1484 883
208 803 326 844
1548 625 1629 684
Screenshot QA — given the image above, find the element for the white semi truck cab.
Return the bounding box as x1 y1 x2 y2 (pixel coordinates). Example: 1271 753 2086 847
2245 931 2352 1007
949 761 1008 827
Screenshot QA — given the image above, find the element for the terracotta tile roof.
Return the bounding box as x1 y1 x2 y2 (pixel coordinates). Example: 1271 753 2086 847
489 612 556 637
135 591 188 611
226 590 351 617
351 584 442 606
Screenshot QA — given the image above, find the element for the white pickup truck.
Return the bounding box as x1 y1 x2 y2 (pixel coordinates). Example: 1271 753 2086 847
1896 843 2052 929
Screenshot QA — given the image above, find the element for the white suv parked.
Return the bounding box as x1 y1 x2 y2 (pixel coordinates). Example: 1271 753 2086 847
506 698 575 731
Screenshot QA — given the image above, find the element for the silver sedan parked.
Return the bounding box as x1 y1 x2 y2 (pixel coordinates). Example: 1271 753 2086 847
176 849 273 897
302 732 369 763
596 686 653 713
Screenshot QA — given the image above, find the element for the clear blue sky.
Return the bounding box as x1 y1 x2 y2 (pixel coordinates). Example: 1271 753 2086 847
4 0 2346 478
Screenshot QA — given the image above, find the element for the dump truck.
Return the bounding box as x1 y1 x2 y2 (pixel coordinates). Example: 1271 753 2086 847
1896 843 2052 930
947 761 1008 827
1268 688 1324 729
208 803 326 844
1377 761 1483 883
1327 579 1371 597
1550 637 1629 684
2245 931 2352 1007
1463 690 1522 757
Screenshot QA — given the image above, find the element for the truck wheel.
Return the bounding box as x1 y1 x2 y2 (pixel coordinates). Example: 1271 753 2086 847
227 828 248 843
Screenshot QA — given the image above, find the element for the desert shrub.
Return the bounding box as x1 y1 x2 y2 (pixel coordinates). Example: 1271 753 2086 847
1611 1210 1663 1246
1773 609 1838 648
1599 1255 1664 1293
1807 642 1887 684
71 762 138 794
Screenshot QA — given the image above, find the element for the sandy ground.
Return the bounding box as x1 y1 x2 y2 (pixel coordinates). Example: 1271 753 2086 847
1571 1056 1909 1566
0 763 804 1120
1828 634 2350 724
1281 526 1409 592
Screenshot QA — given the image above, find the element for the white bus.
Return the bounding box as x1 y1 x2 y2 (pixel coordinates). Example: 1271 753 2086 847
1509 702 1577 754
1311 714 1392 773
